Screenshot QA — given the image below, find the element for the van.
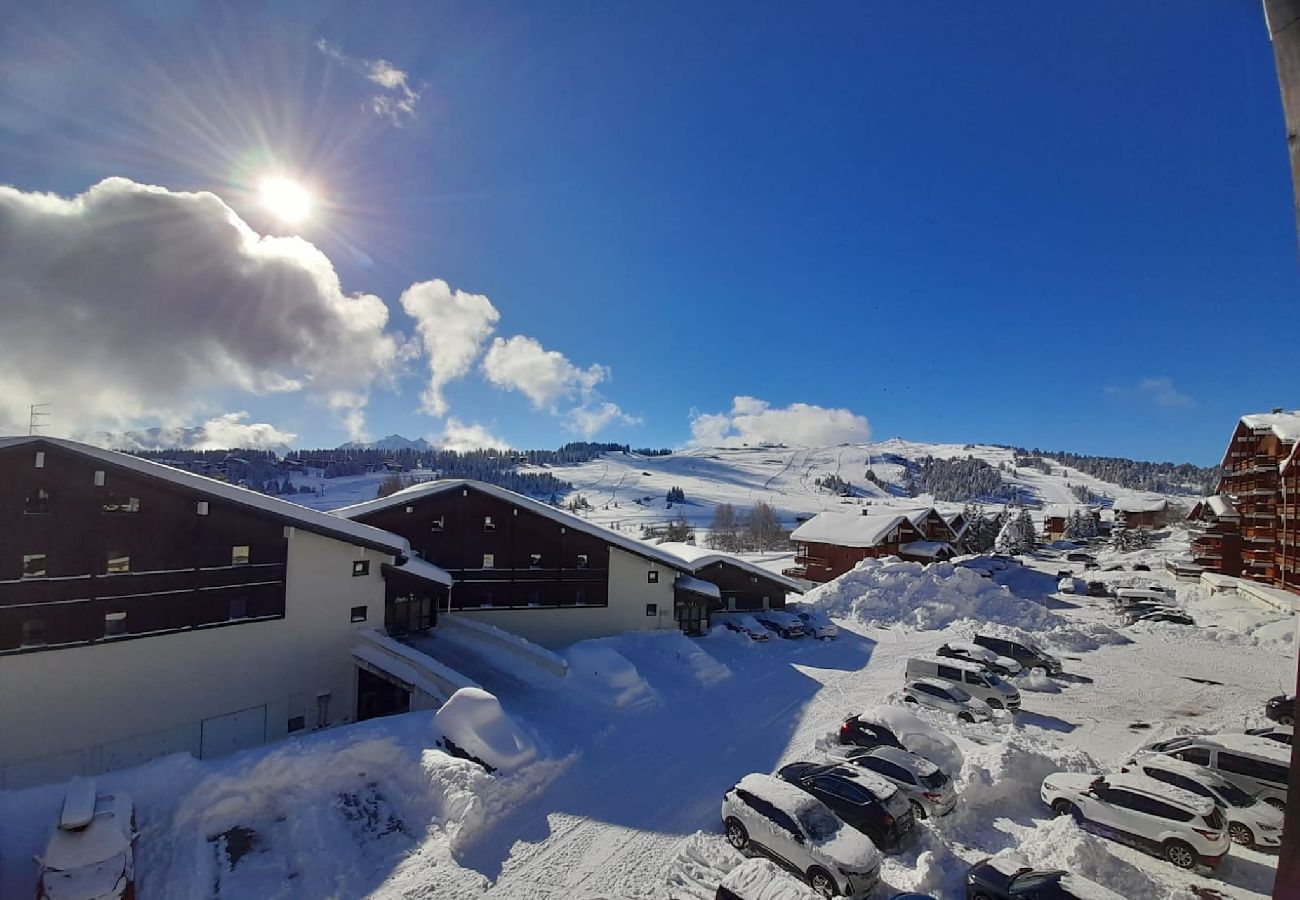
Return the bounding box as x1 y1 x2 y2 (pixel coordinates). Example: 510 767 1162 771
972 634 1063 676
1144 733 1290 810
905 657 1021 712
1114 588 1172 606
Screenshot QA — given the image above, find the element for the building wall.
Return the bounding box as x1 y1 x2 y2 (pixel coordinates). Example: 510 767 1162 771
0 529 390 788
454 545 678 648
692 560 790 611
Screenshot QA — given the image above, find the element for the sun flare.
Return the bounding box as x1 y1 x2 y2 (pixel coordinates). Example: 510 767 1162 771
259 176 313 224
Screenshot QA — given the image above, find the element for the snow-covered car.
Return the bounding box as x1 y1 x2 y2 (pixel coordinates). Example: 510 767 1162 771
1245 724 1293 746
1127 609 1194 627
37 777 136 900
776 762 915 853
1139 733 1290 810
1039 772 1229 870
433 687 537 775
972 634 1062 676
963 857 1125 900
851 705 964 775
935 642 1022 677
721 773 882 899
904 658 1020 712
1113 588 1173 608
838 715 905 751
1056 576 1086 595
823 745 956 819
715 613 771 642
902 677 993 723
753 610 807 639
714 858 824 900
1123 753 1284 849
790 608 838 640
1085 581 1110 597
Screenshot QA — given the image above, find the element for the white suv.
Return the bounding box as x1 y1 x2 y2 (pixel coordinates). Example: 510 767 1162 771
901 677 992 723
1123 753 1284 849
721 773 882 899
1040 772 1229 870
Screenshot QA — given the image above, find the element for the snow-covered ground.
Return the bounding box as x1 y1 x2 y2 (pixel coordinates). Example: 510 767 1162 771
2 536 1292 899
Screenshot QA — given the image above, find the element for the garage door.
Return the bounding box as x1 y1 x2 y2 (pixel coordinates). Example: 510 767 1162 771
200 706 267 759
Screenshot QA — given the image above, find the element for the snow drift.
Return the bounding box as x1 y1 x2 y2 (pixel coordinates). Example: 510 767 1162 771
953 734 1097 827
997 817 1169 900
434 687 538 774
565 641 659 710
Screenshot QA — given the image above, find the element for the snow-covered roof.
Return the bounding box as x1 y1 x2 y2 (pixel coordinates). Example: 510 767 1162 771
1205 495 1238 518
387 555 454 587
900 508 932 528
790 512 907 548
655 542 805 593
1042 504 1096 519
898 540 953 559
1241 409 1300 442
0 437 408 555
674 574 721 599
334 479 691 572
1111 496 1168 514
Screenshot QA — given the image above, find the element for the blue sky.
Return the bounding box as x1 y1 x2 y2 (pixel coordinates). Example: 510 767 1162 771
0 1 1294 463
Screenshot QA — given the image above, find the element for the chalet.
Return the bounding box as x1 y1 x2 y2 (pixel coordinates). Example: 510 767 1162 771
656 542 804 612
335 481 713 647
941 511 970 550
785 511 916 582
1040 504 1100 541
1188 495 1243 577
0 437 451 789
1111 496 1170 532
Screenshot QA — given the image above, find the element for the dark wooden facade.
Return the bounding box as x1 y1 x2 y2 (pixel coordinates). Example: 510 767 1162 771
1218 419 1291 585
1188 501 1243 578
688 559 789 611
0 441 291 654
790 520 921 583
350 486 614 610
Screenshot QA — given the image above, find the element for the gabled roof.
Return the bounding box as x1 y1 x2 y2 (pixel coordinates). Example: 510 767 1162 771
1240 410 1300 442
790 511 907 548
674 574 721 600
0 436 408 555
656 542 805 593
1112 496 1168 514
1205 495 1238 518
334 479 691 572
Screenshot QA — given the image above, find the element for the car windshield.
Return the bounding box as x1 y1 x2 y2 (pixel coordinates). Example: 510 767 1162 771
947 685 972 702
1009 871 1061 891
1211 781 1256 808
978 668 1005 687
797 804 842 842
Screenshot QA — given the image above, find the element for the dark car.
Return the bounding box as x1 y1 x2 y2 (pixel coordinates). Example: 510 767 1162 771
965 860 1123 899
1129 610 1194 627
1064 552 1094 563
1133 563 1151 571
839 716 906 751
1085 581 1110 597
1266 694 1295 726
1085 562 1102 570
973 634 1063 676
777 762 914 853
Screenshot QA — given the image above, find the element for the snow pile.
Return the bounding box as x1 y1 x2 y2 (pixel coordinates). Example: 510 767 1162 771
1013 667 1061 693
972 619 1128 654
857 704 963 775
564 641 659 710
434 687 538 775
953 734 1097 826
804 558 1062 632
660 831 747 900
716 858 823 900
999 817 1169 900
604 630 732 688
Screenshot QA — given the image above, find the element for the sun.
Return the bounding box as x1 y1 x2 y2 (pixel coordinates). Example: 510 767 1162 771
258 176 313 224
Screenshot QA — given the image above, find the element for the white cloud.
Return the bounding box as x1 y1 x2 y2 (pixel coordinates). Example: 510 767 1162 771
399 279 500 416
569 402 640 438
316 39 422 126
436 417 506 453
1105 376 1193 408
0 177 401 441
481 335 609 410
192 412 298 450
689 396 872 447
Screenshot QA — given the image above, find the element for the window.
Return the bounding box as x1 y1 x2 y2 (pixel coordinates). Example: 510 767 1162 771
482 553 495 569
749 574 758 583
350 605 367 623
645 603 658 617
575 588 587 605
287 716 306 733
352 559 370 577
196 500 210 516
937 664 963 681
647 570 659 584
430 516 445 532
483 515 495 532
866 759 910 782
93 470 105 487
22 553 46 578
24 488 50 515
101 494 139 513
316 693 331 729
481 590 494 608
232 545 251 566
21 620 45 646
34 450 45 468
530 553 542 568
106 552 130 574
1218 753 1287 785
576 553 588 569
104 611 127 637
229 597 248 620
1175 747 1211 766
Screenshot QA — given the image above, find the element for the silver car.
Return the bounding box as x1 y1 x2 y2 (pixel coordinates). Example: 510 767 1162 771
824 744 957 818
902 677 993 723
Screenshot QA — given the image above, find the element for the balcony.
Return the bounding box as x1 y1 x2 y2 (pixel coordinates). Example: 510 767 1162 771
794 555 828 567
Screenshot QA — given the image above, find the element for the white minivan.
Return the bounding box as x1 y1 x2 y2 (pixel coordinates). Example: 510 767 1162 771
905 657 1021 712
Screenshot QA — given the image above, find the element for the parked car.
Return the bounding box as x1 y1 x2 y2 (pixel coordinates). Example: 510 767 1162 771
972 634 1063 676
838 715 906 751
1133 563 1151 571
1123 753 1284 849
777 762 915 853
1140 733 1291 810
902 677 993 723
1065 552 1094 563
1084 561 1101 570
1128 609 1194 627
715 858 824 900
722 773 882 899
37 777 136 900
905 657 1021 712
791 608 839 640
936 641 1023 676
1039 772 1228 870
824 744 956 819
1113 588 1174 608
1266 693 1295 726
715 613 771 642
1244 724 1292 746
964 857 1126 899
754 610 807 640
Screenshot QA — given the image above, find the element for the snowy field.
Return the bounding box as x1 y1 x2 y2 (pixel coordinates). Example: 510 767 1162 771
2 539 1292 899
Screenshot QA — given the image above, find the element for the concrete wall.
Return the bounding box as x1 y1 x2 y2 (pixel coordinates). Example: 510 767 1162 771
455 546 679 649
0 529 390 789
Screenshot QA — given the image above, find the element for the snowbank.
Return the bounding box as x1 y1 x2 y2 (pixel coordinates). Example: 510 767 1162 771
953 734 1096 826
1013 667 1061 693
971 619 1128 654
857 705 963 775
434 687 538 774
565 641 659 710
602 630 732 688
717 858 823 900
998 817 1169 900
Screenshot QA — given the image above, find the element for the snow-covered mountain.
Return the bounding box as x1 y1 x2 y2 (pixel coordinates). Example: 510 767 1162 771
74 425 294 455
337 434 433 452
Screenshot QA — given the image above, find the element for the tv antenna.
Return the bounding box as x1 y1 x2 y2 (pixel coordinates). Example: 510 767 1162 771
28 403 50 435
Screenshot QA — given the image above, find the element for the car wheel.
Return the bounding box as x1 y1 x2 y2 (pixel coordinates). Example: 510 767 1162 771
1164 839 1197 870
958 711 974 723
1228 822 1255 847
904 695 919 704
910 799 927 820
1264 797 1286 812
1280 714 1294 726
987 698 1003 710
806 867 839 898
1051 799 1079 819
724 818 749 850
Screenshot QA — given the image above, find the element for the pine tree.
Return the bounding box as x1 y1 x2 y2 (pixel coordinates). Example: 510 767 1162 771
1015 506 1038 549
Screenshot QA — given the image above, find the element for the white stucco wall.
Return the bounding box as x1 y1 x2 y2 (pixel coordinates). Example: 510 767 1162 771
0 529 390 789
455 546 680 649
